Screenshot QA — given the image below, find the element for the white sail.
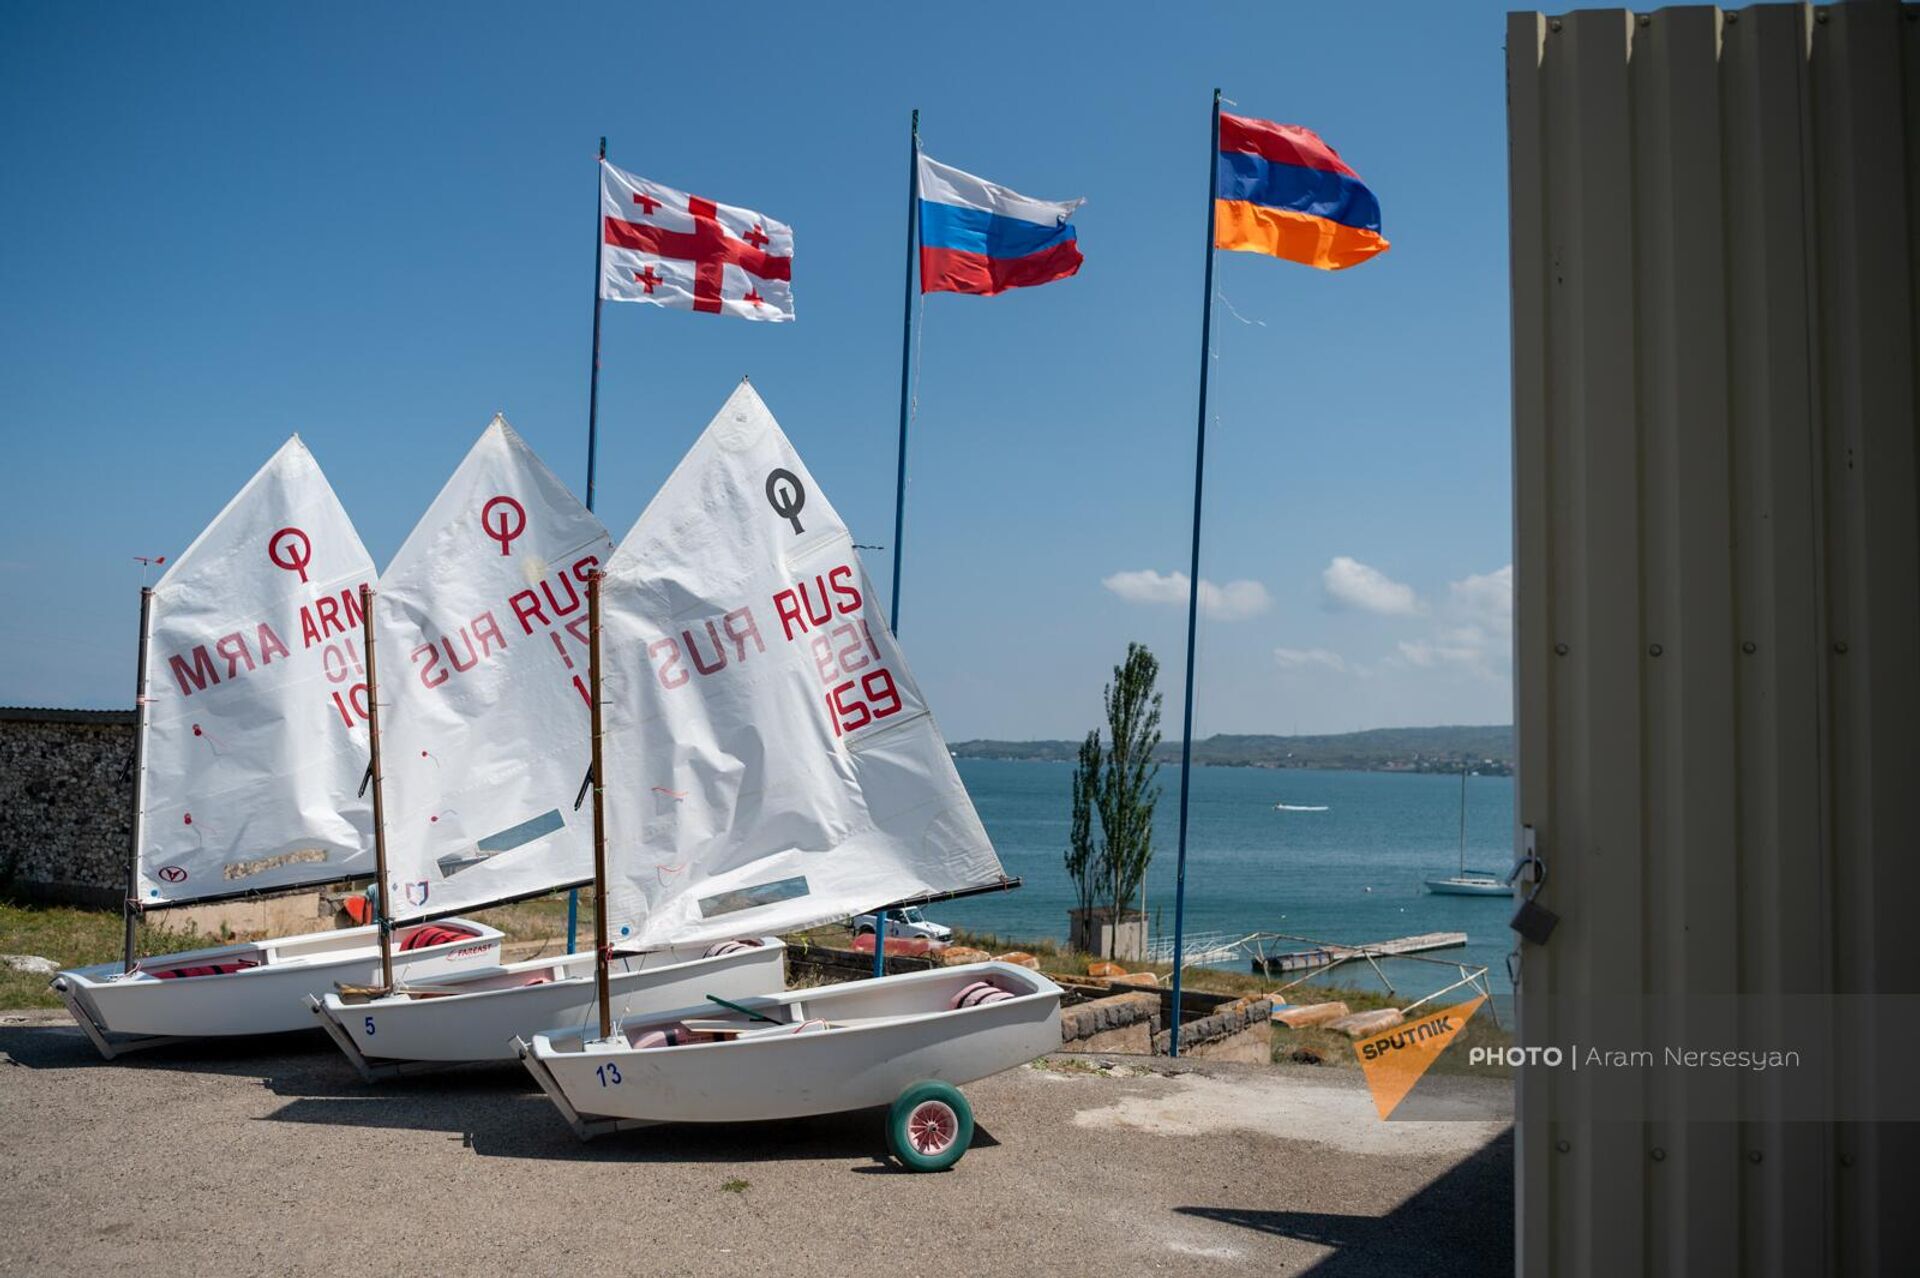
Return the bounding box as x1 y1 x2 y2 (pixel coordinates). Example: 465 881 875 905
137 437 377 904
375 417 611 921
599 381 1004 949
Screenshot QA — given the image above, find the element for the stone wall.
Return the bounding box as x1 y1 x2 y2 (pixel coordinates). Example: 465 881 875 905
1154 996 1274 1062
1057 991 1160 1054
0 709 135 906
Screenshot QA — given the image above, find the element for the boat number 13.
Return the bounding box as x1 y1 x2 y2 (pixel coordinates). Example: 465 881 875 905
596 1062 622 1087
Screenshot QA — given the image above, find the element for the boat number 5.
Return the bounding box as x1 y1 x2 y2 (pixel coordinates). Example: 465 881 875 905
363 1016 376 1036
596 1062 622 1087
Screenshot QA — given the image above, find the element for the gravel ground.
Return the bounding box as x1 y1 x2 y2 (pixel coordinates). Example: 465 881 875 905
0 1011 1512 1276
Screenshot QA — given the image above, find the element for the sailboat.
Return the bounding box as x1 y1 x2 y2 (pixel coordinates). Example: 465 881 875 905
308 418 784 1077
1423 765 1508 896
517 383 1059 1170
51 438 503 1057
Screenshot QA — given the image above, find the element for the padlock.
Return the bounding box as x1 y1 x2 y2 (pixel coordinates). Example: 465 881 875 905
1509 825 1559 945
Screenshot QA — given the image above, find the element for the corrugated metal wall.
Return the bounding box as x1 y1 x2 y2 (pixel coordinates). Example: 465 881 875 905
1507 3 1918 1274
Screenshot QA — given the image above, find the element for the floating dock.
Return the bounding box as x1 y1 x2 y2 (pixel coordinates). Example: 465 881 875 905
1247 931 1468 976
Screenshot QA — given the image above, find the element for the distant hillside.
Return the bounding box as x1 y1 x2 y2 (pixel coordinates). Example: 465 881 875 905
950 725 1514 774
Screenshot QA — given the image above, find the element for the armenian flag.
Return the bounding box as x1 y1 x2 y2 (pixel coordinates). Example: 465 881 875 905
1214 113 1388 271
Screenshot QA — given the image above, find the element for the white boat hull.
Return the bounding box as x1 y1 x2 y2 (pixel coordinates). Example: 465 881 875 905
52 919 502 1047
312 939 786 1069
1424 876 1511 896
522 961 1062 1130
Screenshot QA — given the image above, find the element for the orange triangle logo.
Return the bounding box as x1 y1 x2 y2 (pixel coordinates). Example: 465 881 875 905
1353 997 1486 1119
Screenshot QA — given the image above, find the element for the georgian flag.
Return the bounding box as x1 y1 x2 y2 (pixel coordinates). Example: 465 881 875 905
600 161 795 321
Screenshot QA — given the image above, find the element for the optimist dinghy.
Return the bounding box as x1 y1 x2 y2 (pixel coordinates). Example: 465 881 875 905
308 419 785 1076
52 438 499 1057
522 383 1041 1169
519 962 1062 1169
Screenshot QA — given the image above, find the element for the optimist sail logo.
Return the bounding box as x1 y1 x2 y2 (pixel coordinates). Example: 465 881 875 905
267 527 313 582
1354 996 1486 1119
480 496 526 556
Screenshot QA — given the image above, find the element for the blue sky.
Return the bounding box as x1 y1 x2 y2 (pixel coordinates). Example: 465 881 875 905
0 2 1516 741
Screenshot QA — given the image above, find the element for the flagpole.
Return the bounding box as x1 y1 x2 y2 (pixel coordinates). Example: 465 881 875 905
570 135 607 957
587 569 613 1041
360 585 394 992
876 107 919 981
1168 88 1221 1059
121 587 154 973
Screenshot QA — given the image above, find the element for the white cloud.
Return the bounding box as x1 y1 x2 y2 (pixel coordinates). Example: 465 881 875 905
1449 564 1512 639
1391 565 1513 677
1322 556 1423 616
1396 630 1486 669
1273 647 1349 673
1102 569 1273 622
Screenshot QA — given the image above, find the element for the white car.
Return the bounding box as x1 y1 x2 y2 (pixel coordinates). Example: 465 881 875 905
852 906 952 943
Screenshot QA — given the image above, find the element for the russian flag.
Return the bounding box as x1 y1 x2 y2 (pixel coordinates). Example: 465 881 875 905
917 154 1085 296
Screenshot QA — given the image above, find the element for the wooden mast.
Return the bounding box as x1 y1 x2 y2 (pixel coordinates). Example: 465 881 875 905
360 583 394 991
588 569 612 1040
121 586 155 973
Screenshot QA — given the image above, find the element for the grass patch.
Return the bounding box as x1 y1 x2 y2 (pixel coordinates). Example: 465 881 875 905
468 893 580 955
0 889 589 1010
720 1177 750 1194
0 900 260 1009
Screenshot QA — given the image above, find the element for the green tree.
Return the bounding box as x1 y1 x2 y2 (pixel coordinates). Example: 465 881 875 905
1065 730 1103 922
1095 643 1162 957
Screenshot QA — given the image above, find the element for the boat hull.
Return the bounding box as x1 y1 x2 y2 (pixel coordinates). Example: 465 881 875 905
1423 877 1511 896
53 919 502 1041
525 961 1063 1126
314 939 786 1065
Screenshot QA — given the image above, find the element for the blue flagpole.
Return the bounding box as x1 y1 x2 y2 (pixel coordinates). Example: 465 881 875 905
569 135 607 956
876 108 920 980
1168 89 1221 1058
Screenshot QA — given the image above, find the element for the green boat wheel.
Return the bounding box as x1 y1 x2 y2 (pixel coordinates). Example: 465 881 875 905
887 1080 974 1172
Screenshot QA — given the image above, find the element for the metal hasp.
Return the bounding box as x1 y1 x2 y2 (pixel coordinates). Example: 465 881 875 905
1167 88 1224 1058
1507 825 1556 946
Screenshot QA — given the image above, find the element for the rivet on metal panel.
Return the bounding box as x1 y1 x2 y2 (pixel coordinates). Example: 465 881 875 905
1725 11 1738 24
1747 1149 1763 1164
1554 642 1569 656
1741 641 1757 654
1549 19 1562 32
1556 1139 1571 1153
1840 1152 1855 1168
1815 10 1828 23
1833 641 1849 655
1648 643 1663 657
1638 14 1650 27
1650 1146 1666 1162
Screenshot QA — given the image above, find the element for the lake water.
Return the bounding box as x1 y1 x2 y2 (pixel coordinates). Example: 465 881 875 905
936 759 1518 1021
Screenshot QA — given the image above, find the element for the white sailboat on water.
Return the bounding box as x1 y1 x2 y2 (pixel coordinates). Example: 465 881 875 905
52 438 503 1056
1423 765 1508 896
517 383 1060 1169
308 417 783 1075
